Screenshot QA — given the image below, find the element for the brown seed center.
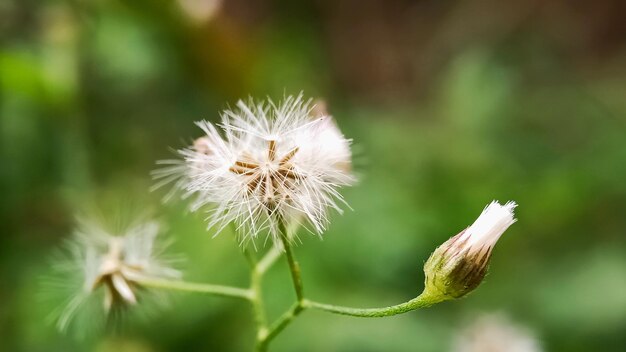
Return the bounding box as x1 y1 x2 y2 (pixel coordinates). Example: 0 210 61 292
228 140 301 204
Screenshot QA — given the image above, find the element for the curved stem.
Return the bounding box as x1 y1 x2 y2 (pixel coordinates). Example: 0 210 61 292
303 292 440 318
134 277 253 300
249 218 444 350
277 219 304 302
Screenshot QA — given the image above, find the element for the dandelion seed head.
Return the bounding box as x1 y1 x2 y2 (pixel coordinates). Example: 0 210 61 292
155 94 355 245
45 218 181 335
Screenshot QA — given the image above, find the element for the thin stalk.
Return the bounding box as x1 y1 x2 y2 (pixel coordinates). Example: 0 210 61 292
255 218 306 351
303 292 440 318
256 245 282 274
256 302 305 351
277 219 304 302
250 266 269 341
134 277 253 300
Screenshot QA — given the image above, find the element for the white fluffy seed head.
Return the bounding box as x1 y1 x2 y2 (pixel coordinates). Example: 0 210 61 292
47 218 181 334
154 94 356 245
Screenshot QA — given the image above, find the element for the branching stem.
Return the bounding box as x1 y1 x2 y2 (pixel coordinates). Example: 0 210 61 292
255 218 307 351
142 222 442 352
135 277 253 300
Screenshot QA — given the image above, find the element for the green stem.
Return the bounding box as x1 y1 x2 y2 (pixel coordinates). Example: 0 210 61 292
303 292 441 318
277 219 304 302
256 245 282 274
255 219 306 351
257 302 305 351
249 245 283 351
250 266 269 342
134 277 253 300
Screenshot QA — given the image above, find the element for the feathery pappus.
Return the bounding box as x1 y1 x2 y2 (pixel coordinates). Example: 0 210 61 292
154 94 355 245
45 218 181 334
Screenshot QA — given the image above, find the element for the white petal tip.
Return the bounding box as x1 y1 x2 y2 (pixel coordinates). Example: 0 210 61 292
464 200 519 249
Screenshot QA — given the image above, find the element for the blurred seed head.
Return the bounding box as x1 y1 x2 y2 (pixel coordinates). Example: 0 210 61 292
154 94 355 246
452 312 542 352
423 201 517 301
45 218 181 335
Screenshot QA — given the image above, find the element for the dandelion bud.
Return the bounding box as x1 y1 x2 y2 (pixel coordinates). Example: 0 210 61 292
423 201 517 302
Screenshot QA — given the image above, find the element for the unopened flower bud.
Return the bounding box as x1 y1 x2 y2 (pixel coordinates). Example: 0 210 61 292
423 201 517 302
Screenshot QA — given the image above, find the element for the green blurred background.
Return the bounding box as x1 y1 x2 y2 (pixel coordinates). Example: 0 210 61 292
1 0 625 351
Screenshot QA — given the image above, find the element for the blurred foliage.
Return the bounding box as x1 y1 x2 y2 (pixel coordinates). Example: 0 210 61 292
1 0 625 351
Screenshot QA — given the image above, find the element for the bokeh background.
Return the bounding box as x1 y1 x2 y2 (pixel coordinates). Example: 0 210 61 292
2 0 626 351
